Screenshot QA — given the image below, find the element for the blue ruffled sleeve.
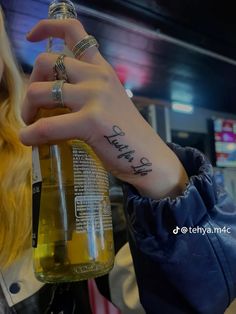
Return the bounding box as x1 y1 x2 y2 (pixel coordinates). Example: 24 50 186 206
123 143 236 314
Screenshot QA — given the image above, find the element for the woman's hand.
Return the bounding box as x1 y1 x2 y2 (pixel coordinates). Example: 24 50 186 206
20 19 188 199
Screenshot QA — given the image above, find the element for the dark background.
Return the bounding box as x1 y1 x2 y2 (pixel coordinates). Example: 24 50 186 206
1 0 236 114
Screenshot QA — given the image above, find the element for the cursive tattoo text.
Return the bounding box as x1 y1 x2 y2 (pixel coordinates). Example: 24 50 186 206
104 125 152 176
131 157 152 176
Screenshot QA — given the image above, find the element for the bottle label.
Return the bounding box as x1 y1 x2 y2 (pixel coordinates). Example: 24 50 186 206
32 146 42 248
72 141 113 233
74 195 112 232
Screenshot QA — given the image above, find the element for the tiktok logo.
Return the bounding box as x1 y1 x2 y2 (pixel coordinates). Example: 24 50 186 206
173 226 180 234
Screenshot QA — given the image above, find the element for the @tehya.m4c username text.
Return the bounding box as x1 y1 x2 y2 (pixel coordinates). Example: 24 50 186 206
172 226 231 235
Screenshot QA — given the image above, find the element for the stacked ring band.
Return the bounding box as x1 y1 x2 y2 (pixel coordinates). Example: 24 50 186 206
72 35 99 59
53 54 68 81
52 80 65 108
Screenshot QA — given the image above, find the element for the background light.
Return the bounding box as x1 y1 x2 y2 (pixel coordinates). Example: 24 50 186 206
172 102 194 114
177 132 189 138
125 88 133 98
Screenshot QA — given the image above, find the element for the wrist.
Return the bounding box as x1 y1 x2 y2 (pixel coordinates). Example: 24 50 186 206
132 168 188 200
126 150 189 200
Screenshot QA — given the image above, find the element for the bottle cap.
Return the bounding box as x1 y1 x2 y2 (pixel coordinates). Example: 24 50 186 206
49 0 77 19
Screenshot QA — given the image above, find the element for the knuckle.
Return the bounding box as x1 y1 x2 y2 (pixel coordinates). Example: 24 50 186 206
87 106 104 127
26 82 42 103
34 53 49 69
99 68 110 82
99 65 117 86
66 18 84 32
86 107 109 139
35 118 51 140
99 67 113 82
26 83 41 102
90 83 108 103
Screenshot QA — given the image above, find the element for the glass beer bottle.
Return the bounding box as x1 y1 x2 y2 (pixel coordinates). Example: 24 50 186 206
32 0 114 283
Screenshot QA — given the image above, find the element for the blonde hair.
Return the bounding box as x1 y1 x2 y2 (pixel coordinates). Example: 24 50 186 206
0 7 31 268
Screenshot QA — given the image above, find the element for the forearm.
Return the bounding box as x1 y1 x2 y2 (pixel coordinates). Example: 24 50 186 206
97 119 189 200
128 135 189 200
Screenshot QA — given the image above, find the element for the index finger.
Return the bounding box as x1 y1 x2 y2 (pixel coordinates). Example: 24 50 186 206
27 19 104 65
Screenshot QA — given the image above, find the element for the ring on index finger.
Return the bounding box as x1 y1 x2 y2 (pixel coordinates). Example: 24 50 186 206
53 54 68 81
72 35 99 59
52 80 65 108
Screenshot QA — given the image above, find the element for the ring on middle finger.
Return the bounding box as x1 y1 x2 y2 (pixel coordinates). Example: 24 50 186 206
53 54 68 81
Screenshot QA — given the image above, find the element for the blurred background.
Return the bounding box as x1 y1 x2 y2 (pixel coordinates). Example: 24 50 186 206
2 0 236 312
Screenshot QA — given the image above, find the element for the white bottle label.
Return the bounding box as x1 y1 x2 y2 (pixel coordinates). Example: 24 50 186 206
32 146 42 248
32 146 42 184
72 141 113 233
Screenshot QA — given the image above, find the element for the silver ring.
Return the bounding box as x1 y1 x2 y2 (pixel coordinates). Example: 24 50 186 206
52 80 65 107
53 54 68 81
72 35 99 59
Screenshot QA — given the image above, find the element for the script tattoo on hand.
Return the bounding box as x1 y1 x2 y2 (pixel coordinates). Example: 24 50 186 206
104 125 152 176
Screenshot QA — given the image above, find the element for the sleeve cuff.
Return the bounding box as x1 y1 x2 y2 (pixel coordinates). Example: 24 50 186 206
123 143 218 242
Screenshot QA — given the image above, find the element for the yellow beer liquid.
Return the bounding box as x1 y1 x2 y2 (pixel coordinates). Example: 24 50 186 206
33 124 114 282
